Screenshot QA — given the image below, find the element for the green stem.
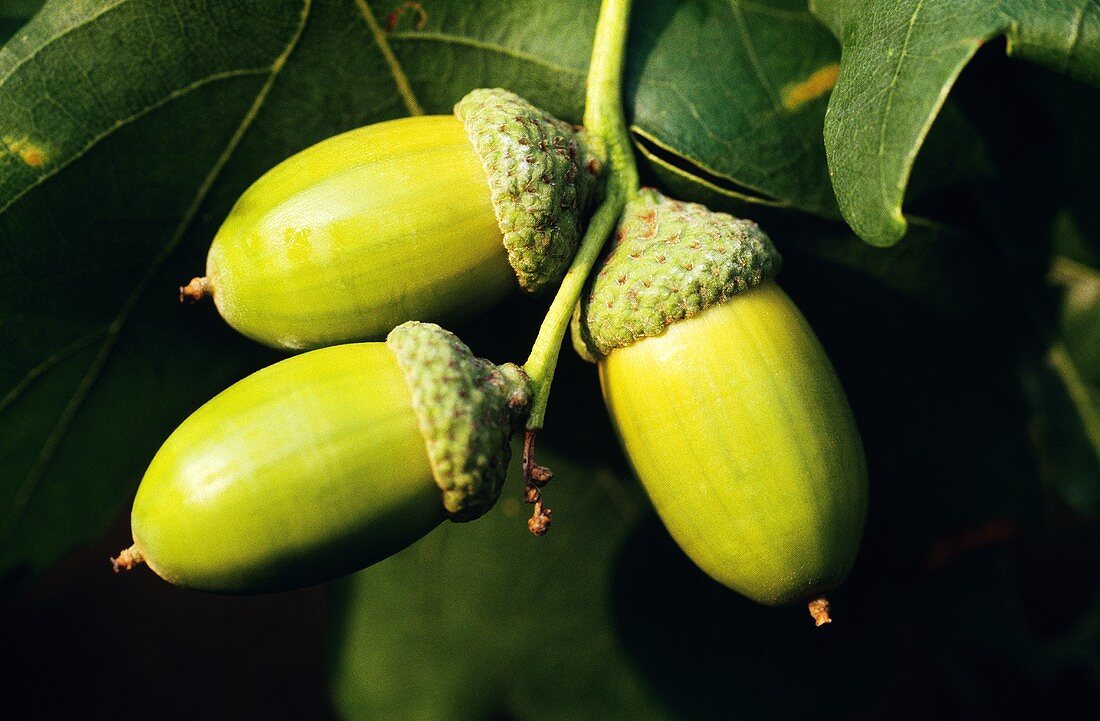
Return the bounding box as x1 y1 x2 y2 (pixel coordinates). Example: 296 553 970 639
522 0 638 431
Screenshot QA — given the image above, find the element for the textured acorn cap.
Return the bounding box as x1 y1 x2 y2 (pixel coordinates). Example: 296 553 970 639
387 322 530 522
456 88 604 294
572 188 781 360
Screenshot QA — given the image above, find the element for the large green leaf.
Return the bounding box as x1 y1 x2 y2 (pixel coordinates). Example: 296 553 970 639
0 0 862 586
374 0 845 214
627 0 841 216
811 0 1100 246
0 0 412 586
329 449 672 721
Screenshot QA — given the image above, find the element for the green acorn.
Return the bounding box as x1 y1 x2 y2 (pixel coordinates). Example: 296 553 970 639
572 189 868 620
112 322 529 593
183 88 603 350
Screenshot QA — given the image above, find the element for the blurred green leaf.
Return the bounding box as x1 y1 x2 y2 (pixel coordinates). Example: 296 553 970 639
811 0 1100 246
957 61 1100 518
1025 213 1100 516
781 218 993 317
774 212 1046 543
1051 223 1100 376
329 449 671 721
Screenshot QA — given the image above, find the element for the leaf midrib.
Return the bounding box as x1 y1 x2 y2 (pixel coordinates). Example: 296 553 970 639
875 0 923 215
727 0 816 162
352 0 424 115
0 0 129 86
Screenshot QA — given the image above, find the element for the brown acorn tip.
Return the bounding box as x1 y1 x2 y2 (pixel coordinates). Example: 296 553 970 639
111 545 144 573
179 276 210 304
807 596 832 627
527 504 552 536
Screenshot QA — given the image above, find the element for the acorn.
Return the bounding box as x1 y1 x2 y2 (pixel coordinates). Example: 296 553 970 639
112 322 529 593
183 89 602 350
572 189 868 619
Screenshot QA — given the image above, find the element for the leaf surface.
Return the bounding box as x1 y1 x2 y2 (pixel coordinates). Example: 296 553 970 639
329 449 672 721
811 0 1100 245
0 0 419 584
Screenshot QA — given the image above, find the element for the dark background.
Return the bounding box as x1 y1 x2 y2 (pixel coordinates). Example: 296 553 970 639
2 16 1099 721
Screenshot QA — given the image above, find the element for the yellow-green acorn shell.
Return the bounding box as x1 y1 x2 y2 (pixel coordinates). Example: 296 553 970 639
573 190 868 607
203 89 601 350
127 323 528 593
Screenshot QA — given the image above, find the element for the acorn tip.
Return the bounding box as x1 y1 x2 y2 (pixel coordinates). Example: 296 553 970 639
111 545 144 573
808 596 832 627
179 276 210 304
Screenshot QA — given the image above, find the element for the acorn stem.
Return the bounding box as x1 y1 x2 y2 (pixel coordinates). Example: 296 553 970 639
523 199 621 425
808 596 833 627
522 429 555 535
522 0 637 432
179 276 209 303
583 0 640 199
111 545 145 573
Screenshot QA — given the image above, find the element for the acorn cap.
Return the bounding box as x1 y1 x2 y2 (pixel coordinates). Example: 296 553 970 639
456 88 604 294
387 322 530 522
572 188 781 360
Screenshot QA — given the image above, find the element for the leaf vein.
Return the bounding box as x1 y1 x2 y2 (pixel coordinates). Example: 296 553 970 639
728 1 783 114
727 0 815 160
352 0 424 116
0 66 271 216
0 0 130 87
876 0 924 214
733 0 817 23
386 31 587 79
0 328 109 416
